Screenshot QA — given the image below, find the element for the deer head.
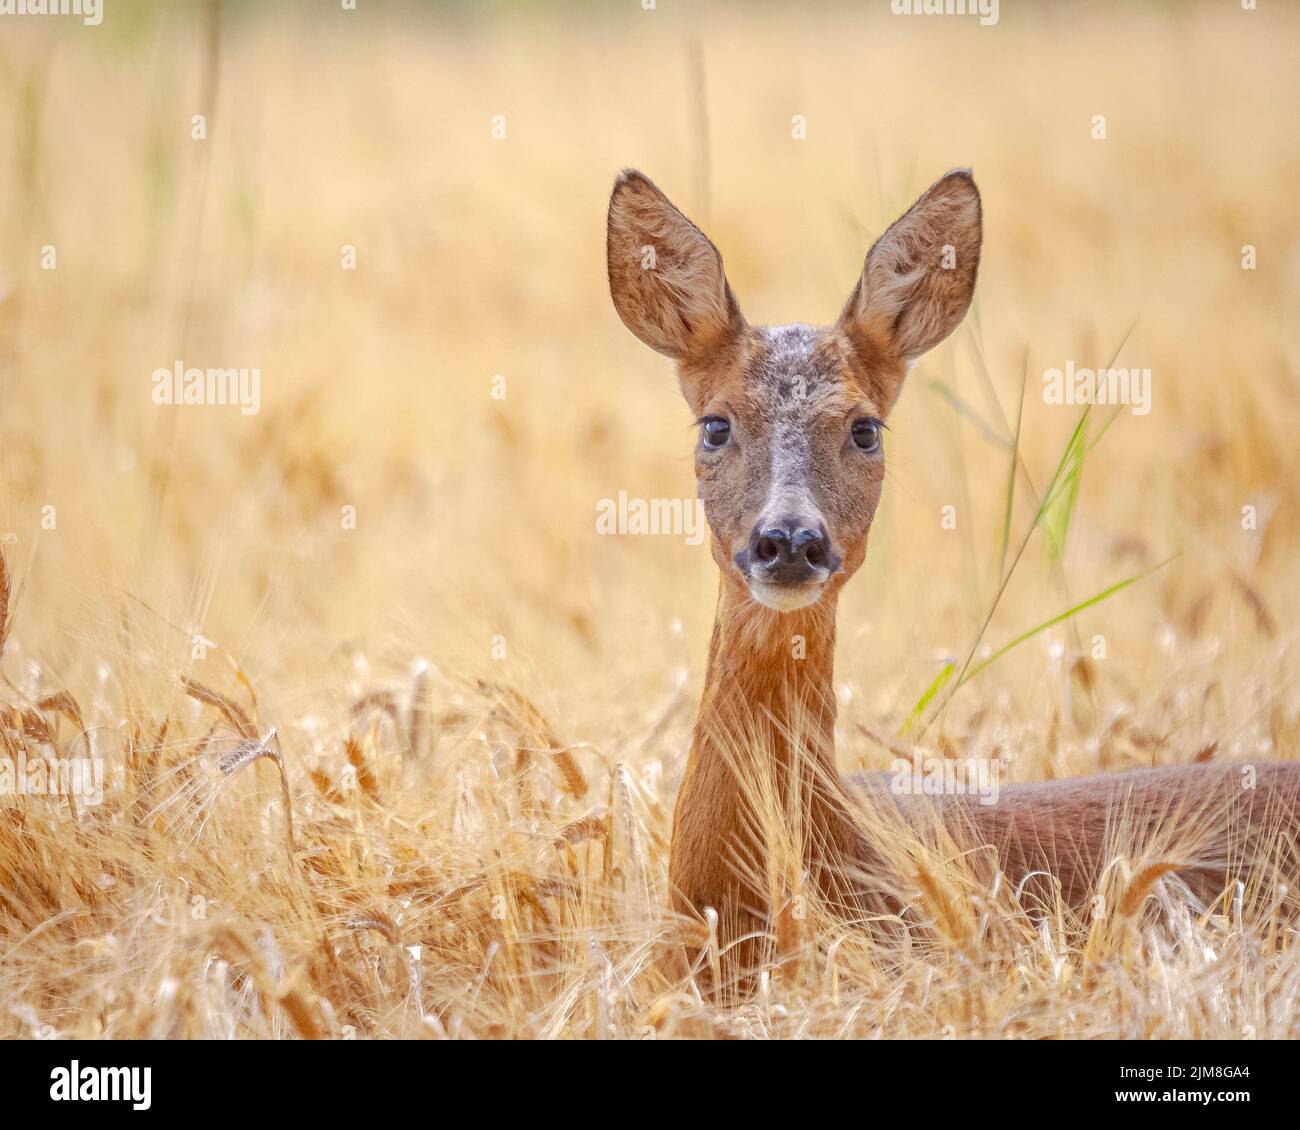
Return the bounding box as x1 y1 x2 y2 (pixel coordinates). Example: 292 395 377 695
607 170 981 613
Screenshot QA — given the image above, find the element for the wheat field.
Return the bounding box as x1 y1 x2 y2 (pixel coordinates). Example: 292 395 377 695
1 0 1299 1039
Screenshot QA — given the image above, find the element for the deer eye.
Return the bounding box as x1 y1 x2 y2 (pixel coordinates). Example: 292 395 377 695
851 418 882 453
700 417 731 449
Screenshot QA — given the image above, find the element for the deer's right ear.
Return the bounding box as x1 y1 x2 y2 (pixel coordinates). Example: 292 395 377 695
606 170 746 362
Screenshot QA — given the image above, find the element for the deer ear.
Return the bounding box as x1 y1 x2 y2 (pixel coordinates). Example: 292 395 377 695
607 170 746 361
839 170 982 386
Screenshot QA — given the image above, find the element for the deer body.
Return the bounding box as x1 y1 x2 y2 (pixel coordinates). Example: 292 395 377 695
673 570 1300 956
606 169 1300 968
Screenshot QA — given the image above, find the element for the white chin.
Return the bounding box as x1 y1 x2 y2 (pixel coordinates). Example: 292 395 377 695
747 580 826 612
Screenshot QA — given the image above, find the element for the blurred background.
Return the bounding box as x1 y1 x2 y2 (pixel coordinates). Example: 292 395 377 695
2 0 1298 766
2 0 1289 759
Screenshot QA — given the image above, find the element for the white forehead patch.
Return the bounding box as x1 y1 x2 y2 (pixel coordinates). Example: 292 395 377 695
761 324 817 373
756 325 825 528
756 323 833 413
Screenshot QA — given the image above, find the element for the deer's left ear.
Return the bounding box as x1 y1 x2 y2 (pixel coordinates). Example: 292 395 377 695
838 170 981 410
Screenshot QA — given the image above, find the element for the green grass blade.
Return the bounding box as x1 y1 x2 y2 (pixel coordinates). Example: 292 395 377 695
997 358 1029 582
956 557 1174 689
900 659 956 736
913 320 1140 738
1033 319 1137 528
1042 419 1085 562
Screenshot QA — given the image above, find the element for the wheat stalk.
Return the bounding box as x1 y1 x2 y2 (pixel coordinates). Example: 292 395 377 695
0 550 9 665
215 727 297 864
1117 862 1181 918
180 676 256 740
36 690 86 748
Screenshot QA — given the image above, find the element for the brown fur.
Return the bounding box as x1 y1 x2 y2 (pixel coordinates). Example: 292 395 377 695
606 168 1300 980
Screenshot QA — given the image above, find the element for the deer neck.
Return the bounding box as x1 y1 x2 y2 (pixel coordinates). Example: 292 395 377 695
669 575 855 924
695 577 840 767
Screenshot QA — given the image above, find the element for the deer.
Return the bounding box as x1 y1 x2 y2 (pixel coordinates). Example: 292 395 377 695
605 167 1300 980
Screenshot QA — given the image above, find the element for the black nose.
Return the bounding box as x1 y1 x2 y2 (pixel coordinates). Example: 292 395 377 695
748 522 832 583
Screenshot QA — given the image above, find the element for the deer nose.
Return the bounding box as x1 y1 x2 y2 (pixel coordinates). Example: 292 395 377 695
749 522 832 583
